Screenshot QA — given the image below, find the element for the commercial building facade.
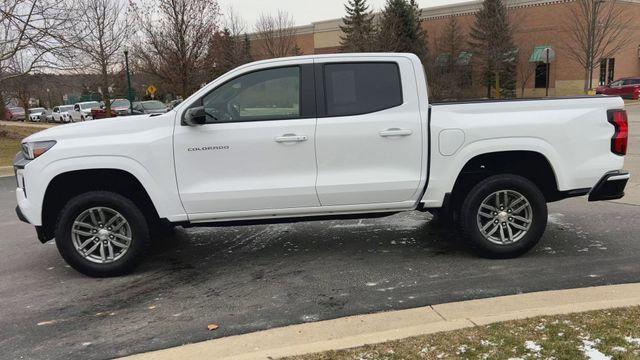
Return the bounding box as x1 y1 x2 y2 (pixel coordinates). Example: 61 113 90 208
254 0 640 97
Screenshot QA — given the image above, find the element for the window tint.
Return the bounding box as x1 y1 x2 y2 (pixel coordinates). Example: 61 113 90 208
323 63 402 117
202 66 300 123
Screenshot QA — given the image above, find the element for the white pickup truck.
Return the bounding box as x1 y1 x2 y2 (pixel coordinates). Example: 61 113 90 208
14 53 629 277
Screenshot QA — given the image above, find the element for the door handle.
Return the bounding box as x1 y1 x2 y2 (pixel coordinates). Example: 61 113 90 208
379 128 413 137
274 133 308 143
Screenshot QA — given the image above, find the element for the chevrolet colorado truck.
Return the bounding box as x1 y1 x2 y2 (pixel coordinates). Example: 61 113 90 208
14 53 630 277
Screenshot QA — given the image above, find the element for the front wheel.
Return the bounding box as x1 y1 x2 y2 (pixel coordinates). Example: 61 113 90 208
55 191 150 277
459 174 547 259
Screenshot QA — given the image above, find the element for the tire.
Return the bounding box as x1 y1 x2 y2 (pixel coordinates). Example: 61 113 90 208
459 174 547 259
55 191 150 277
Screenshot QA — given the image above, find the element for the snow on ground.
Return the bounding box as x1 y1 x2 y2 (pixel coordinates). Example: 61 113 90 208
580 339 611 360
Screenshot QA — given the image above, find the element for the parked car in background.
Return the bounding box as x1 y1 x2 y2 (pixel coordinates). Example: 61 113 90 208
132 100 168 115
5 107 25 121
28 107 47 122
596 77 640 99
90 99 131 119
167 99 183 110
71 101 100 122
51 105 74 123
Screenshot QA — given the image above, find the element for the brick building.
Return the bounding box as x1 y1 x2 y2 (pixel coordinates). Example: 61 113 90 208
251 0 640 97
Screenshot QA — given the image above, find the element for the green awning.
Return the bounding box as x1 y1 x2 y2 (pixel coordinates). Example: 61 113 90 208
529 45 555 63
456 51 473 65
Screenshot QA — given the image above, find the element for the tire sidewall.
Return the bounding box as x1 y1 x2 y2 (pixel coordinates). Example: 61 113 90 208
461 175 548 258
55 191 149 277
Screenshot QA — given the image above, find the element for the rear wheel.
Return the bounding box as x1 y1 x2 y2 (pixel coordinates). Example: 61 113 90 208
55 191 150 277
459 174 547 258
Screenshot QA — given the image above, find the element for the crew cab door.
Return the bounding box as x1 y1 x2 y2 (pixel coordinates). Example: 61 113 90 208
314 58 425 206
173 61 319 216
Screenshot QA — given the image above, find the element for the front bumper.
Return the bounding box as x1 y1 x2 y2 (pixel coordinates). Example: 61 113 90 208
588 170 629 201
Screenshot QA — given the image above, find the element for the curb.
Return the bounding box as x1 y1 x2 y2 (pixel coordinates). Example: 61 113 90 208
0 166 13 178
121 283 640 360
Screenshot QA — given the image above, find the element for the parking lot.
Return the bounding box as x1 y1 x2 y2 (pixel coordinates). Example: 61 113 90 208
1 105 639 360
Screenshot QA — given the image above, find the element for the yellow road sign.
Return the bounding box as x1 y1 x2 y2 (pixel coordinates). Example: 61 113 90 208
147 85 157 95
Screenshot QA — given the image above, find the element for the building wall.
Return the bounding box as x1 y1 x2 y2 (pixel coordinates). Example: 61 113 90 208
250 0 640 97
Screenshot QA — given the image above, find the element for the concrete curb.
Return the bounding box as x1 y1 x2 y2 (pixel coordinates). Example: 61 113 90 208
0 166 13 177
121 283 640 360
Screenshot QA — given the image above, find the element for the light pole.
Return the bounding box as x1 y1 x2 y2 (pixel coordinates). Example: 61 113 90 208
46 88 52 109
124 49 133 112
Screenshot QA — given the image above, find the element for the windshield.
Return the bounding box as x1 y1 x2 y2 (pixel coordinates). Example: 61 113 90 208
59 105 73 112
111 99 130 108
141 101 165 110
9 107 25 113
29 108 45 113
80 102 100 109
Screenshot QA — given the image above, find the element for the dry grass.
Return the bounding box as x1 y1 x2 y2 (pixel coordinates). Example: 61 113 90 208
0 125 43 166
286 306 640 360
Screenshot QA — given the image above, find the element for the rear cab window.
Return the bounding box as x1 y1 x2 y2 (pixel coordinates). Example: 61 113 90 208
321 62 403 117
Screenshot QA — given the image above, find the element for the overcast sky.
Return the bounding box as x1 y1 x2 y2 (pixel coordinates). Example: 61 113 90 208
218 0 469 28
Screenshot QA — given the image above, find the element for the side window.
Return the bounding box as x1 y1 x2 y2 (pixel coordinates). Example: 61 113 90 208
53 107 59 113
610 80 622 87
202 66 300 123
323 62 402 117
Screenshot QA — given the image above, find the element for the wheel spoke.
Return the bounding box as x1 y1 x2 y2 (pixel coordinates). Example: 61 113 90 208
506 224 515 243
88 209 98 225
78 238 95 250
511 215 531 224
99 243 106 262
479 210 493 219
509 221 529 231
107 242 114 259
72 228 94 237
84 242 99 256
482 220 494 231
112 233 131 244
486 224 500 237
97 208 106 225
74 221 97 231
105 214 122 228
512 202 529 214
499 225 507 244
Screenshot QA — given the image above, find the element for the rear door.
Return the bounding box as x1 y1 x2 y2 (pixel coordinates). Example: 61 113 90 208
313 58 424 206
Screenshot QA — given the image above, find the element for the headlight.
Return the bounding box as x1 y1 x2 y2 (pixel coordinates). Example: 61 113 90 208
22 141 56 160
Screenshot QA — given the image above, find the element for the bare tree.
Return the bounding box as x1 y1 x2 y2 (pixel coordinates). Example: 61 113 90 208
64 0 130 117
0 0 68 116
131 0 221 98
516 51 537 97
562 0 632 91
254 10 301 58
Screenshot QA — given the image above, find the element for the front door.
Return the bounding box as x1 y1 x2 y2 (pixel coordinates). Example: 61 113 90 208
173 63 319 216
314 60 424 206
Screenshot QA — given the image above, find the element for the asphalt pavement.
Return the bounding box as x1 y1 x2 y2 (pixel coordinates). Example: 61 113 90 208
1 105 639 360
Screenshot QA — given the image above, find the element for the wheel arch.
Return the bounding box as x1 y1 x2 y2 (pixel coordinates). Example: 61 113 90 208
40 168 161 242
450 150 562 208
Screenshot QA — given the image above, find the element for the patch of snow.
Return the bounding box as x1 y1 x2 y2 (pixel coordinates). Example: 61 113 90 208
625 336 640 346
301 314 319 322
611 346 627 353
525 340 542 353
580 340 611 360
456 345 468 354
365 282 377 287
535 324 546 331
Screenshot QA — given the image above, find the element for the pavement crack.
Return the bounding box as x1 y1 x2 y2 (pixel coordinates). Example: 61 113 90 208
467 318 479 326
430 306 447 321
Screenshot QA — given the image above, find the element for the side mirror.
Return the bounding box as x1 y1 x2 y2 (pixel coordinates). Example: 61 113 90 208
183 106 207 126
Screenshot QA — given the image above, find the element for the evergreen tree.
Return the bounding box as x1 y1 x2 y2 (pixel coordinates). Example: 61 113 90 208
469 0 516 98
242 34 253 63
377 0 428 59
340 0 376 52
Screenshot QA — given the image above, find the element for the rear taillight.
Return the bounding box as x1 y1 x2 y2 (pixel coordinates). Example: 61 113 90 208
607 109 628 156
